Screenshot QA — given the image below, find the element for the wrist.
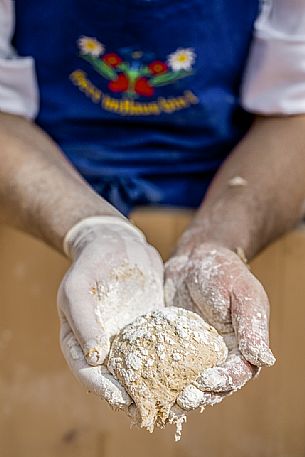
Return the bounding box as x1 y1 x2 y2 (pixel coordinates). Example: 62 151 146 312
40 186 126 254
63 216 146 259
175 232 247 262
175 202 257 260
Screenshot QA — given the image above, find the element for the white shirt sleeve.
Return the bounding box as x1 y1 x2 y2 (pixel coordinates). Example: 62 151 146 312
0 0 38 119
242 0 305 115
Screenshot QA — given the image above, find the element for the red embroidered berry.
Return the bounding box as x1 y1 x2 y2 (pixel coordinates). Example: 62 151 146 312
148 60 168 75
135 77 154 97
103 53 123 67
108 74 129 92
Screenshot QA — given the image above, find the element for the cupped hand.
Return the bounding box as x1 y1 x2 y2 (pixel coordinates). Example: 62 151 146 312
57 217 164 410
164 240 275 411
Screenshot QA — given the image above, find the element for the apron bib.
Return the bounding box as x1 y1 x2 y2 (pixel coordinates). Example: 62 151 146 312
14 0 259 214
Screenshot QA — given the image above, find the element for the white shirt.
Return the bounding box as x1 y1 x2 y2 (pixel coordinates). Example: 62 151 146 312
242 0 305 114
0 0 38 118
1 0 305 119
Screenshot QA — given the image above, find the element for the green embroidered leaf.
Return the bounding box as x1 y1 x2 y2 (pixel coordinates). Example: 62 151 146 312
117 62 129 73
150 70 192 86
82 54 117 80
140 66 152 76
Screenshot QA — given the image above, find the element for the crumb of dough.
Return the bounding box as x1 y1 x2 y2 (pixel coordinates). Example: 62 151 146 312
107 307 228 437
228 176 248 186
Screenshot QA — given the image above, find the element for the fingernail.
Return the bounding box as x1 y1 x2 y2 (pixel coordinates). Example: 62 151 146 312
84 337 108 366
85 345 103 365
259 348 276 367
239 340 276 367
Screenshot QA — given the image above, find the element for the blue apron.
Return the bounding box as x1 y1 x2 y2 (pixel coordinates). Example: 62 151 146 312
13 0 259 214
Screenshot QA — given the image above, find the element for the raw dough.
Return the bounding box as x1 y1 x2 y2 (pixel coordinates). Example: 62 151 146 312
107 307 228 434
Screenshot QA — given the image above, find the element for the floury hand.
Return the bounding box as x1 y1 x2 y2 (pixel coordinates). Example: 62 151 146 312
57 216 165 409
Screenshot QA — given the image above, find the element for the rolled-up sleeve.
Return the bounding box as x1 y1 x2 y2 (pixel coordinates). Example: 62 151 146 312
242 0 305 115
0 0 38 119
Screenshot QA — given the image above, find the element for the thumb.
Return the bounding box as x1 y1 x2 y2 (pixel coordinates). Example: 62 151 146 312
58 276 110 366
231 282 276 367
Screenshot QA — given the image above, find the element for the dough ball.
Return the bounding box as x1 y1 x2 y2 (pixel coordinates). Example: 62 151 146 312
107 307 228 433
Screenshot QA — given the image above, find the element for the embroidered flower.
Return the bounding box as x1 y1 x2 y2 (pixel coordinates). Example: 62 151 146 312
148 60 168 75
135 77 154 97
76 35 196 100
103 53 123 68
78 36 104 57
168 48 196 71
108 74 129 93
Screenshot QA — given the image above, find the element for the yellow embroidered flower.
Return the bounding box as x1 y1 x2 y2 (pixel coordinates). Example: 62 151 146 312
78 36 104 57
168 48 196 72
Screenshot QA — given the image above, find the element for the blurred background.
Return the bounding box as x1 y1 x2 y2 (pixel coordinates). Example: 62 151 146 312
0 209 304 457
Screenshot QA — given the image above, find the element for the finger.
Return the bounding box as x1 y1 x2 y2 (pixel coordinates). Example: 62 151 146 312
59 313 132 409
176 384 227 411
58 272 111 366
231 279 276 367
147 244 164 285
193 351 259 392
184 258 233 334
164 256 194 310
145 244 165 309
199 391 229 408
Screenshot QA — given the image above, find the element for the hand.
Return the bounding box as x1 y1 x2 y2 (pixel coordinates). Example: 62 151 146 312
57 217 164 410
164 238 275 411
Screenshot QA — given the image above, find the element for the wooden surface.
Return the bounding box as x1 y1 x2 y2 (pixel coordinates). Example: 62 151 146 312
0 209 304 457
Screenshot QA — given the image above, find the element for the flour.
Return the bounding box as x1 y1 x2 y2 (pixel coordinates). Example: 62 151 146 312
107 307 228 439
84 258 164 366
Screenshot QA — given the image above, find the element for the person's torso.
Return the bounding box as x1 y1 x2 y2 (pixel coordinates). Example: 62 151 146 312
13 0 259 213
